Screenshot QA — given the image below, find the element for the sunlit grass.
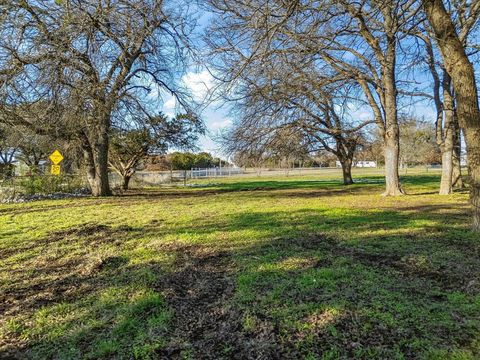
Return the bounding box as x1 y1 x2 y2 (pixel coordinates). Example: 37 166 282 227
0 170 478 359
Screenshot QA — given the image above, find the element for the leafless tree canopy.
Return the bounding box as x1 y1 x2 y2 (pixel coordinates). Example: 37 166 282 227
1 0 480 228
0 0 198 195
205 0 480 229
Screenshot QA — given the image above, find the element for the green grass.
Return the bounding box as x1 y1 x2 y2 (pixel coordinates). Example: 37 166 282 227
0 169 479 359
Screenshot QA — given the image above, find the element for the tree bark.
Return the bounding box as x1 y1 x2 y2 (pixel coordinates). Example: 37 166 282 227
339 157 354 185
439 73 455 195
439 146 453 194
423 0 480 230
122 175 131 191
381 40 404 196
452 121 464 188
383 130 404 196
81 123 112 197
330 134 357 186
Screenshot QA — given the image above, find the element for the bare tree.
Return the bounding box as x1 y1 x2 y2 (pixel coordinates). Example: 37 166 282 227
206 0 421 195
220 94 364 185
109 113 203 190
0 0 196 196
419 33 457 193
422 0 480 230
316 0 424 195
417 0 479 193
0 123 18 176
205 3 372 184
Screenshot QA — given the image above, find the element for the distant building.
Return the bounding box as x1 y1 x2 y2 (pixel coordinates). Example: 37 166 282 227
355 161 377 168
336 160 377 168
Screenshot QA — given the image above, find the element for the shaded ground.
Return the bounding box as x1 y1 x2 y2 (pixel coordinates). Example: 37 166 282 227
156 245 301 360
156 245 241 359
0 172 479 359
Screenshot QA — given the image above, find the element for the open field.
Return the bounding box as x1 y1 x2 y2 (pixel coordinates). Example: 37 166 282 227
0 170 479 359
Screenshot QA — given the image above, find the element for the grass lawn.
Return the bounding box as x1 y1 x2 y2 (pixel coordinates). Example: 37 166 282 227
0 170 479 359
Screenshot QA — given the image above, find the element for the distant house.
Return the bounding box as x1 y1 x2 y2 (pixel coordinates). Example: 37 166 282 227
0 151 48 176
336 160 377 168
355 161 377 168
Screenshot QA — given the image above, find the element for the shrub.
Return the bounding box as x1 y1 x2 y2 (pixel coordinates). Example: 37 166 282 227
18 175 86 195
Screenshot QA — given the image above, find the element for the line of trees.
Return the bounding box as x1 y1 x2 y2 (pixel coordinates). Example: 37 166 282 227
227 117 441 173
108 113 203 190
0 0 201 195
205 0 480 230
144 152 228 171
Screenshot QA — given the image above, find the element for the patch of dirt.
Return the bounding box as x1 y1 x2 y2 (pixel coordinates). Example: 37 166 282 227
339 247 475 292
273 233 477 293
0 224 139 319
313 311 417 358
156 244 285 359
50 223 138 247
0 223 136 261
55 223 111 237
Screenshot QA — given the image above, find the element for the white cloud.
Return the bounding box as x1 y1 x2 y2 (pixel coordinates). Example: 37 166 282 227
209 118 232 131
162 95 176 117
181 70 214 102
354 110 372 121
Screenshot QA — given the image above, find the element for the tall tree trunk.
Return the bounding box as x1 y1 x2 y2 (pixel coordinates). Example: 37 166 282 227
93 129 111 196
382 49 404 196
335 136 356 185
423 0 480 230
81 124 112 197
452 121 464 188
339 157 354 185
439 145 453 194
383 130 403 195
83 150 97 194
122 175 131 191
439 72 455 195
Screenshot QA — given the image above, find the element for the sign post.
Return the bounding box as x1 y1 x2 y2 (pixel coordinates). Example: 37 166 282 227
49 150 64 176
50 164 61 175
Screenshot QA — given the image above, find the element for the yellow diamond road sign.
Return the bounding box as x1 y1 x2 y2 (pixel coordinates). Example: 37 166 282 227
49 150 64 165
51 164 61 175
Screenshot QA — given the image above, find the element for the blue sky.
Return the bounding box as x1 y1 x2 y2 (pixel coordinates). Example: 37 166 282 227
154 6 233 157
159 5 444 158
159 68 232 157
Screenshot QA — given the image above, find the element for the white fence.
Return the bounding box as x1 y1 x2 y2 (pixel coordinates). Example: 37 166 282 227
109 167 244 187
336 161 377 168
191 167 243 178
109 166 444 188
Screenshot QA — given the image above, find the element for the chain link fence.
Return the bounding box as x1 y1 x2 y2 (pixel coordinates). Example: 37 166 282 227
191 167 244 178
0 174 88 202
109 167 245 188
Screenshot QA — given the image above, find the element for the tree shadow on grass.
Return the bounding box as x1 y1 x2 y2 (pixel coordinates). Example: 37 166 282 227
212 203 479 358
115 180 376 203
227 234 480 359
146 205 478 358
2 189 479 359
0 226 243 359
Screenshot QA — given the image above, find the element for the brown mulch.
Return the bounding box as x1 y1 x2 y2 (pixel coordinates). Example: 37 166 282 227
156 244 286 360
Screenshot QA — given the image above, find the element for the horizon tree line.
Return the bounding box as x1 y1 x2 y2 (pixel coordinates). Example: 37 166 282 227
205 0 480 230
0 0 480 230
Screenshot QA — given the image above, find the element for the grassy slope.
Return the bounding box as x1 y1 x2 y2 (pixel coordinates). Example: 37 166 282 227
0 170 479 359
